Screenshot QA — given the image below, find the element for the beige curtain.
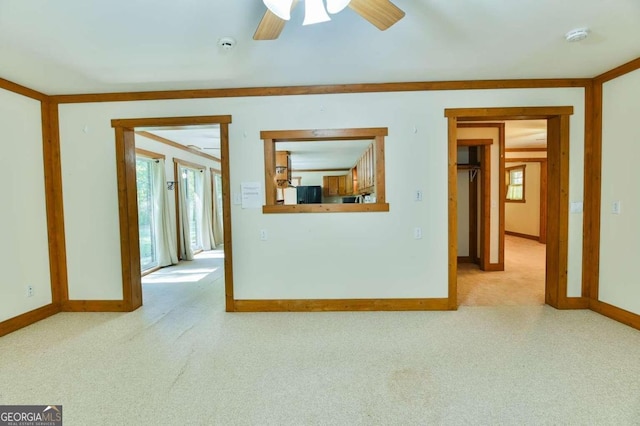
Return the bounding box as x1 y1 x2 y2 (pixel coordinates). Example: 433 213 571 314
177 166 194 261
200 169 216 250
211 172 223 247
153 159 178 266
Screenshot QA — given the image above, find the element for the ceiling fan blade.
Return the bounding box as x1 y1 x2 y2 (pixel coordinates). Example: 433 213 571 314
348 0 405 31
254 0 299 40
254 9 286 40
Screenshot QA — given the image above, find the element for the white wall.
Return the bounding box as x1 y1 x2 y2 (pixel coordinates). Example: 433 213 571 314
505 162 541 237
0 89 51 321
295 171 346 188
57 87 585 301
599 69 640 314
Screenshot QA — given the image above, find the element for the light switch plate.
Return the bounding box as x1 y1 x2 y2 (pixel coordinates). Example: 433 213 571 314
414 227 422 239
612 200 621 215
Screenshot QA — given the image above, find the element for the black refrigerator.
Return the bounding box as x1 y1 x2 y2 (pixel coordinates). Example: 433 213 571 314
296 186 322 204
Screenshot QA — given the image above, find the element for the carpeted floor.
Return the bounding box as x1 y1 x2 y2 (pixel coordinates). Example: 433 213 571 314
458 235 546 306
1 246 640 425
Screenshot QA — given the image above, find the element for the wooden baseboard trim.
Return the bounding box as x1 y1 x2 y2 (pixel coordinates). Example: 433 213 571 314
590 300 640 331
141 266 161 277
557 297 590 309
484 263 505 272
505 231 541 242
62 300 128 312
457 256 474 263
0 303 60 337
233 298 451 312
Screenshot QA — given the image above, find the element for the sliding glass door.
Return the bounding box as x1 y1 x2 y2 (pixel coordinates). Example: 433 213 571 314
136 157 157 271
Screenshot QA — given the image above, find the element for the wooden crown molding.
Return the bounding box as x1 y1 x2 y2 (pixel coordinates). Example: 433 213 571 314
0 77 48 102
135 147 165 159
594 57 640 84
49 79 591 104
136 131 220 163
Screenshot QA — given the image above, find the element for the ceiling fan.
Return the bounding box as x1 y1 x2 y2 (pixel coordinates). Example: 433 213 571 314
254 0 405 40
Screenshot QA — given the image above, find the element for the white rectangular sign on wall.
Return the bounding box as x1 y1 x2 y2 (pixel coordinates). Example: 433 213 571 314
240 182 262 209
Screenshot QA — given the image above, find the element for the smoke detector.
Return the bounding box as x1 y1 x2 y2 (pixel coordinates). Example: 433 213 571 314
218 37 237 51
565 28 589 42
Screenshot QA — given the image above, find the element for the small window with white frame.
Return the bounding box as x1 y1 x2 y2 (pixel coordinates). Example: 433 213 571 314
506 165 526 202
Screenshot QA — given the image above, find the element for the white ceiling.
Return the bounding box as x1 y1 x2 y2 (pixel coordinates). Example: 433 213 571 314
277 140 371 170
145 126 221 157
1 1 639 95
505 120 547 149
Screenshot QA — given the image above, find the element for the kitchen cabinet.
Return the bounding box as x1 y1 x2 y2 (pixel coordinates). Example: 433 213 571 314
275 151 290 188
355 144 375 194
323 176 339 196
323 175 350 197
345 169 353 195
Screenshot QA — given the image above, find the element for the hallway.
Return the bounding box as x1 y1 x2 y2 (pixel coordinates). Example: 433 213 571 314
458 235 545 306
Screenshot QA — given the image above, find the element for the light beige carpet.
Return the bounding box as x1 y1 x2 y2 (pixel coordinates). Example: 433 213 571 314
458 235 546 306
2 245 640 425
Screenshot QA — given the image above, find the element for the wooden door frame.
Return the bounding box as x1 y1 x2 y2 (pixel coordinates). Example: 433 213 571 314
458 123 506 271
111 115 235 312
446 107 578 310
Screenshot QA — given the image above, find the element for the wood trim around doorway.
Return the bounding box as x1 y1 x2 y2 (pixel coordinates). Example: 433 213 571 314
446 106 578 310
111 115 234 312
457 122 505 271
456 139 492 270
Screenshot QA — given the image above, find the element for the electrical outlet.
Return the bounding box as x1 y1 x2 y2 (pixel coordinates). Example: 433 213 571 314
415 190 423 201
414 227 422 239
27 285 34 297
260 229 268 241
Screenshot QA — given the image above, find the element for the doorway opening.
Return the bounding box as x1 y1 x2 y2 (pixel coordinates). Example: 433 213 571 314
446 107 574 310
456 120 549 305
112 115 234 312
133 126 227 307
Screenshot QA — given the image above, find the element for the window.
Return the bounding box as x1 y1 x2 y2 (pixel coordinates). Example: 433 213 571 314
506 165 526 202
136 157 157 270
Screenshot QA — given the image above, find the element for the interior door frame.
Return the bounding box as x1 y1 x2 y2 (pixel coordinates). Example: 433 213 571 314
111 115 235 312
456 139 492 269
446 107 577 309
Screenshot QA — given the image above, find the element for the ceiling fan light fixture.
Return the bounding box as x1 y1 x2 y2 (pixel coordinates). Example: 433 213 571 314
326 0 351 14
263 0 294 20
303 0 331 25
